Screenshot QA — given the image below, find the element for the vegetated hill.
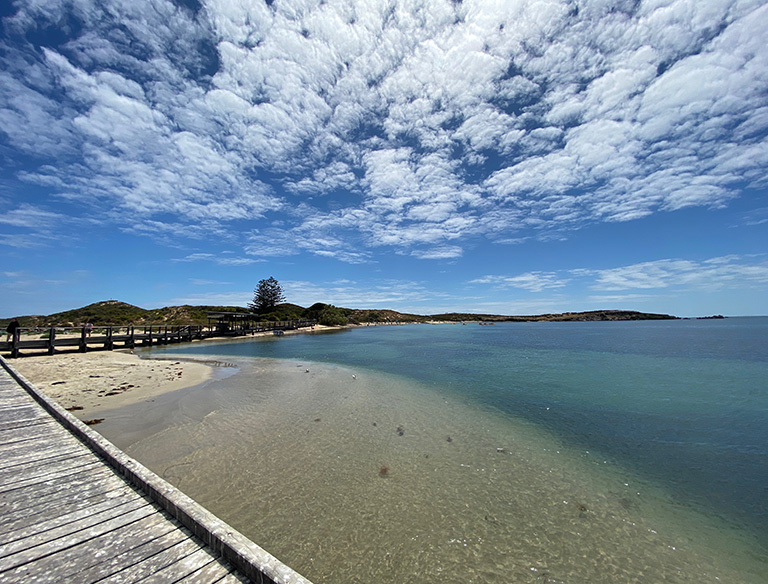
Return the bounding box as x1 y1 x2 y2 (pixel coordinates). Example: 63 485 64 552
429 310 678 322
344 308 423 323
2 302 678 329
5 301 248 328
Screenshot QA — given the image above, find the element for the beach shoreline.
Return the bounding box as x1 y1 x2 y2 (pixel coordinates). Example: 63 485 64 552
11 350 219 421
6 322 367 421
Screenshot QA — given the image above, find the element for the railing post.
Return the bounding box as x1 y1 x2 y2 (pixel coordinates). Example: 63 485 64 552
10 328 20 358
79 326 87 352
47 327 56 355
105 326 113 350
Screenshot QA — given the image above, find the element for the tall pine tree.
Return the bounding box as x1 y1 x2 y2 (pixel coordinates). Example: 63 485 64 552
249 277 285 313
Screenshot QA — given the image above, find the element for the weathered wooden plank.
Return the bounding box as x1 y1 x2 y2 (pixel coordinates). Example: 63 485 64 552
60 519 190 583
177 556 243 583
0 424 60 448
2 488 144 544
95 537 208 584
0 496 151 559
0 425 80 451
0 465 114 515
0 417 51 433
0 451 97 489
0 404 47 424
0 453 103 496
0 514 183 584
212 570 252 584
0 395 36 408
0 439 84 471
0 416 52 432
0 482 130 532
138 547 221 583
0 503 157 572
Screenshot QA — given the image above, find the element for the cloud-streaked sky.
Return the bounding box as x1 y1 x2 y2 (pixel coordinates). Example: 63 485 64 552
1 0 767 317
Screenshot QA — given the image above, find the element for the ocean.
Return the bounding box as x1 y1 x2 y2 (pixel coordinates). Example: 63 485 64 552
96 317 768 583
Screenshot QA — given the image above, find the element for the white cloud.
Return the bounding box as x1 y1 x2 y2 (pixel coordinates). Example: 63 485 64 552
472 255 768 302
285 278 440 310
1 0 766 260
0 204 67 229
582 256 768 291
411 245 463 260
174 253 259 266
161 291 252 308
471 271 569 292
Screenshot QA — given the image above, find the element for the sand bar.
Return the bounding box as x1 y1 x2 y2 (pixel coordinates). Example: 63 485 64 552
11 350 216 419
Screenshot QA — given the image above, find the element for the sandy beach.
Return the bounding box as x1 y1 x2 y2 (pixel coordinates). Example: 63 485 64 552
6 323 346 422
11 350 216 421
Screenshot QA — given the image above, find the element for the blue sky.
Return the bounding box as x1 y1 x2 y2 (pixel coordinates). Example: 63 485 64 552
1 0 767 318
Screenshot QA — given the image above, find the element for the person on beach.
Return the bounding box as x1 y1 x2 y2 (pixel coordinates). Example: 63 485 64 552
6 319 20 342
85 322 94 336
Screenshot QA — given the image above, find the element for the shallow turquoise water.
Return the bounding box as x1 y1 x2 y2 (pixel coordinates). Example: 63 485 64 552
138 317 768 582
153 318 768 540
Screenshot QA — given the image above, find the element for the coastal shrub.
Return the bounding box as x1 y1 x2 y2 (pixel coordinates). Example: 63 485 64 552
318 305 347 326
302 302 329 322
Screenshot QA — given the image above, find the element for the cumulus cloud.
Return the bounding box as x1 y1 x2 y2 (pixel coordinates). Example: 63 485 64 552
474 255 768 296
1 0 766 258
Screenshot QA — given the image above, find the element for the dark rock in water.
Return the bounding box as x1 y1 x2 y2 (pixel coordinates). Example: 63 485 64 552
314 418 321 422
396 425 404 436
446 436 452 442
379 466 389 477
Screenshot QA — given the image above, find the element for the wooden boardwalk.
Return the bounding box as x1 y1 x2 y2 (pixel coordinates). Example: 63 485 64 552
0 358 312 584
1 319 316 359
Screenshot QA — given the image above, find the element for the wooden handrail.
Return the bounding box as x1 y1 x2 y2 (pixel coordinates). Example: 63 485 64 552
2 320 317 358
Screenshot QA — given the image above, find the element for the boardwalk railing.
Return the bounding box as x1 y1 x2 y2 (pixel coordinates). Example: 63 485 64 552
1 320 316 358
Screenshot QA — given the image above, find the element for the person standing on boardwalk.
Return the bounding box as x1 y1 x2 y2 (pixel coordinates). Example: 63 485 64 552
6 319 20 342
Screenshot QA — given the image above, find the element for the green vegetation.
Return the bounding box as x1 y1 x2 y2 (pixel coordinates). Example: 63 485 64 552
0 301 246 328
431 310 678 322
1 302 678 330
249 277 286 314
317 305 347 326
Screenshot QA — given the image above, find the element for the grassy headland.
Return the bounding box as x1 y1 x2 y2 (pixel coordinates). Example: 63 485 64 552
2 300 677 329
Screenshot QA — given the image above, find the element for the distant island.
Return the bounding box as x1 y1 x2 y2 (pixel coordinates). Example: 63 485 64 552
2 300 678 328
